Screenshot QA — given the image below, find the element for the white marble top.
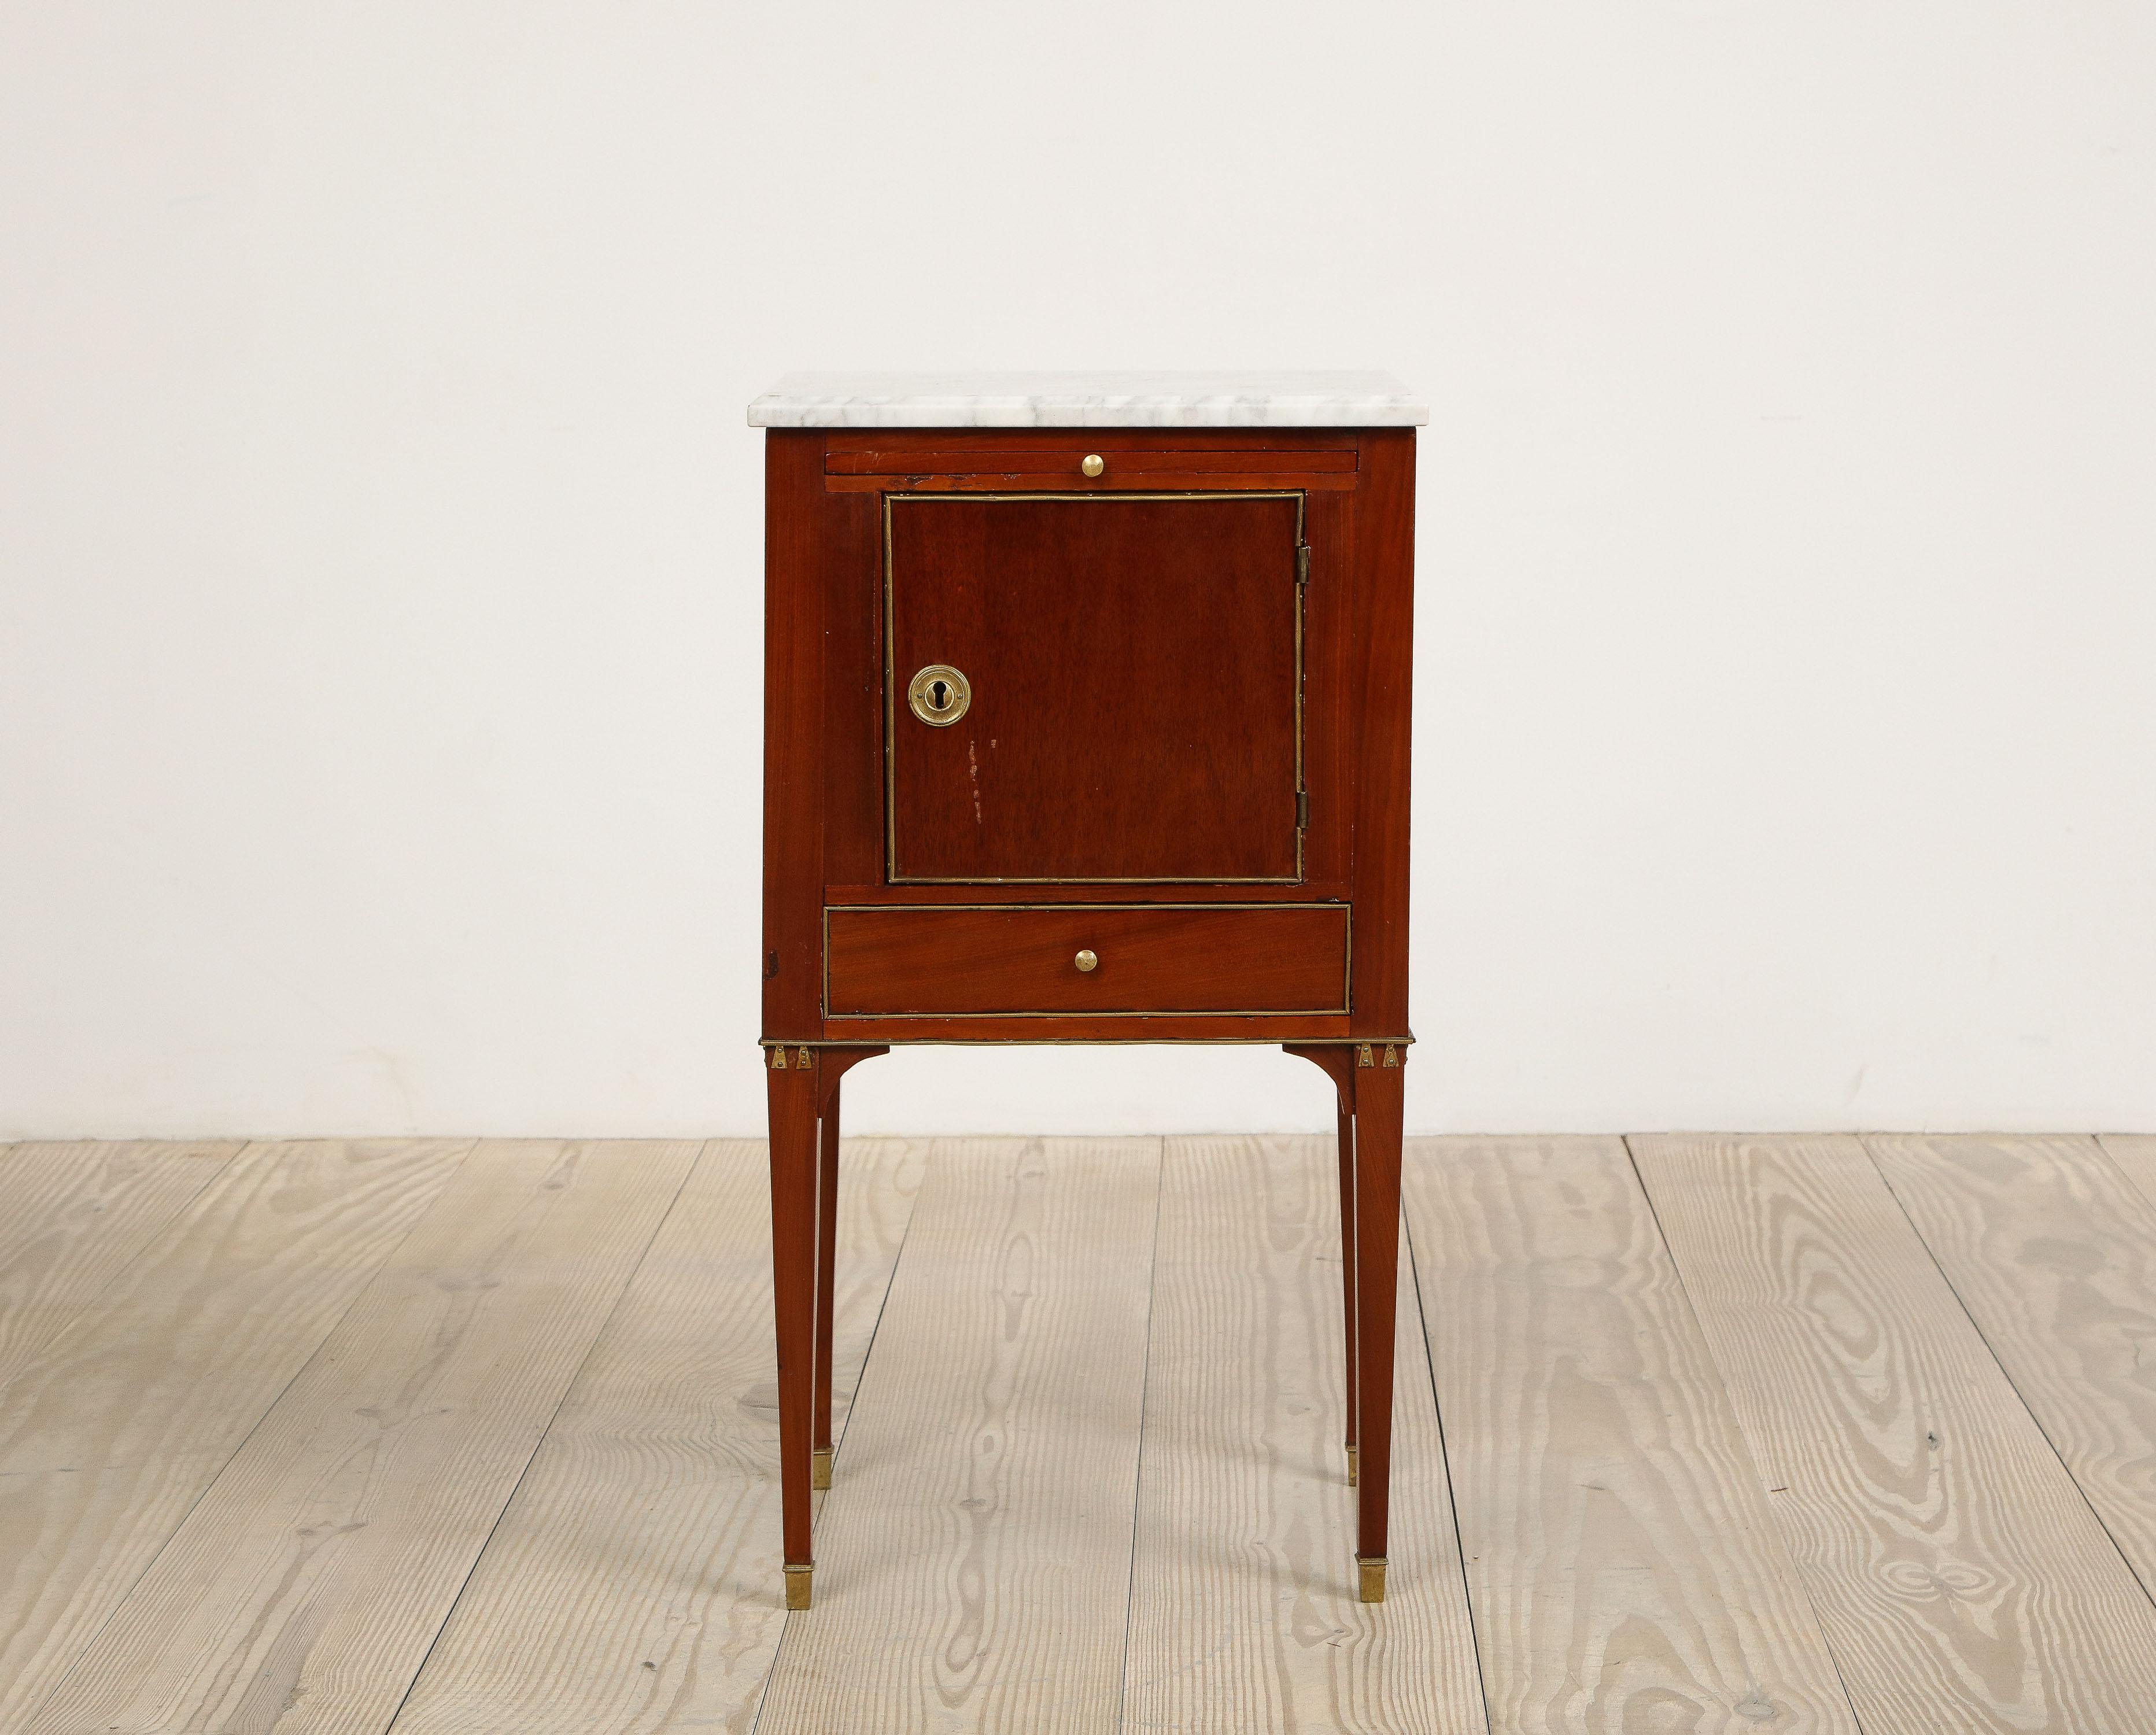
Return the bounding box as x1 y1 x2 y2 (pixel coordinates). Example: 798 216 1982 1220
747 371 1426 429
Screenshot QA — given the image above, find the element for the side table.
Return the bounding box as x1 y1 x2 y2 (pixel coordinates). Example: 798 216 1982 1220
750 371 1424 1610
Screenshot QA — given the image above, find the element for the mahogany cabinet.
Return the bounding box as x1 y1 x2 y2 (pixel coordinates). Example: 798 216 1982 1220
750 373 1423 1612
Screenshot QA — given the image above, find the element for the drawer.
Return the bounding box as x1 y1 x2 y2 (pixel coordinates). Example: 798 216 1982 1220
824 904 1350 1017
823 434 1358 493
830 448 1354 480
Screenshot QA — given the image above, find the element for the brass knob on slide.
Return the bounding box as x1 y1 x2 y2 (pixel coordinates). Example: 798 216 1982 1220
1074 949 1099 973
1080 453 1105 478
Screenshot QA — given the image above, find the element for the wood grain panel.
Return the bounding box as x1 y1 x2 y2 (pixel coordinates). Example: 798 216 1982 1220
1633 1134 2156 1734
822 477 885 889
1122 1135 1485 1734
1297 485 1356 889
754 1138 1160 1735
1346 430 1413 1033
1348 1065 1406 1574
1866 1134 2156 1603
1406 1136 1855 1734
0 1139 472 1726
24 1139 698 1735
390 1138 926 1734
824 879 1354 907
825 904 1349 1016
0 1140 241 1386
767 1055 820 1571
887 493 1303 883
761 429 829 1039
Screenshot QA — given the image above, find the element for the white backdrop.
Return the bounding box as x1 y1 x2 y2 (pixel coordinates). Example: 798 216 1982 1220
4 5 2152 1139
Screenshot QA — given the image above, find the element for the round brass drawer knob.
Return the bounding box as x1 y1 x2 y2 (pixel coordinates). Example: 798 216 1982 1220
1080 453 1105 478
1074 949 1099 973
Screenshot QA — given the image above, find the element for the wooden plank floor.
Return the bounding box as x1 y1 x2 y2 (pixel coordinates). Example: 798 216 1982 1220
0 1139 474 1725
1863 1135 2156 1604
1632 1135 2156 1733
3 1132 2154 1732
1123 1136 1483 1734
1405 1137 1854 1733
0 1140 244 1387
756 1138 1161 1735
393 1136 926 1732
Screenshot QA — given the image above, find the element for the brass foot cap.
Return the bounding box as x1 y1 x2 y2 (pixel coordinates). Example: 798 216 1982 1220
1357 1557 1386 1604
1346 1443 1359 1487
811 1446 833 1491
784 1563 814 1611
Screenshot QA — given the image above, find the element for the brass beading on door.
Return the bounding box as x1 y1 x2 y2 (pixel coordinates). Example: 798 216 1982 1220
882 491 1306 885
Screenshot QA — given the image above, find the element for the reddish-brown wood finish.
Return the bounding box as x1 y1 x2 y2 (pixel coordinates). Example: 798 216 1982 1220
829 471 1356 493
766 1049 819 1574
830 447 1356 476
1351 1054 1405 1567
812 1083 839 1467
812 1044 888 1113
824 879 1354 907
823 430 1362 494
825 905 1348 1017
762 434 830 1041
1282 1041 1360 1104
820 485 883 894
817 1012 1368 1046
761 420 1416 1604
888 494 1304 883
1338 1100 1359 1472
811 1048 883 1484
1348 430 1416 1035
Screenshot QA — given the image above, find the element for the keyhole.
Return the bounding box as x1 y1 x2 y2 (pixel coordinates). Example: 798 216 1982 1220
908 664 969 726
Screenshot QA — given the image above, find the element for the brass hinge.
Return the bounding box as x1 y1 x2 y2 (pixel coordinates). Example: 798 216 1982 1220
1295 789 1309 829
1295 543 1310 585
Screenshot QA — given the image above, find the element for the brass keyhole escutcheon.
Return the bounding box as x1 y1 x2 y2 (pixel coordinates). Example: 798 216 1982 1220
1081 453 1105 478
1074 949 1098 973
907 663 971 727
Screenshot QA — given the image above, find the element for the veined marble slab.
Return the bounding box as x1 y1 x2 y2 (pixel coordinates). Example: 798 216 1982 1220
747 371 1426 429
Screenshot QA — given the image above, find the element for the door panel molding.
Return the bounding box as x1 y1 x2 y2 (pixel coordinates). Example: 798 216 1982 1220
883 491 1310 884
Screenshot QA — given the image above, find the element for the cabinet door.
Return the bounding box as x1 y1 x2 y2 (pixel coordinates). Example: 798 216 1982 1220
885 493 1303 883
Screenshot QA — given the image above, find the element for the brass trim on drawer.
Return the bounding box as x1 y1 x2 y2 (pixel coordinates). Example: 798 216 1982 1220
883 492 1307 885
823 902 1352 1019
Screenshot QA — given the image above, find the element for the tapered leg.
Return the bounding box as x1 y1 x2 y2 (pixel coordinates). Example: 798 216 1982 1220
1284 1043 1363 1490
811 1081 840 1490
1352 1053 1405 1603
767 1046 819 1610
1337 1101 1360 1488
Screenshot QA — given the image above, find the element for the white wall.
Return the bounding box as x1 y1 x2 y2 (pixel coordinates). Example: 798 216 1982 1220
4 4 2152 1139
